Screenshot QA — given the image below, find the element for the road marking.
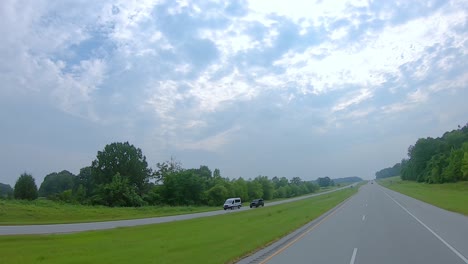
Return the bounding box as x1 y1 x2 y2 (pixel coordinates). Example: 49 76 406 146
384 192 468 264
349 248 358 264
258 197 352 264
365 203 367 207
362 215 366 221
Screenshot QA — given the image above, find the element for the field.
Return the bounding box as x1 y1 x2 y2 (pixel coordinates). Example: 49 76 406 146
377 176 468 215
0 187 358 264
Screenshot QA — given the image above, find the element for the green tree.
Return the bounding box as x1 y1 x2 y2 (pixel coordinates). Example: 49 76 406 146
290 177 302 185
154 156 183 183
304 181 319 193
91 142 151 196
460 142 468 180
231 178 248 201
442 149 463 182
97 173 144 207
254 175 274 200
73 166 94 202
39 170 75 197
317 177 332 187
161 170 205 205
205 184 228 206
14 173 38 200
247 181 263 200
425 154 447 183
0 183 13 198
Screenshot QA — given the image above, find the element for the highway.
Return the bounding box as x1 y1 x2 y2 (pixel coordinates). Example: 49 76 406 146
0 183 356 235
238 182 468 264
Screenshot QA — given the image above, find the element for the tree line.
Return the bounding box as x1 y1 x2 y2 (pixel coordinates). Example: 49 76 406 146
376 124 468 183
375 163 402 179
6 142 323 206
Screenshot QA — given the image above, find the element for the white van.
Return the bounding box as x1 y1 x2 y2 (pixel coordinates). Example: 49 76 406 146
223 197 242 210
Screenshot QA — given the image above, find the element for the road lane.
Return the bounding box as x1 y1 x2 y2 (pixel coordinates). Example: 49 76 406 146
238 182 468 264
0 184 357 235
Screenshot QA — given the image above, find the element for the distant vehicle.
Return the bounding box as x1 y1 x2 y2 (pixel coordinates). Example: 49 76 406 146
250 198 264 208
223 198 242 210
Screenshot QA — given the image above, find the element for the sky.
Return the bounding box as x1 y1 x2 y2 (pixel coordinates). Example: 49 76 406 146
1 0 467 186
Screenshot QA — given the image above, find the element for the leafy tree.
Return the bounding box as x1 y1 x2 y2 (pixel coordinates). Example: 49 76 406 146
73 166 93 202
290 177 302 185
14 173 38 200
442 149 463 182
154 156 183 183
205 184 228 206
161 170 205 205
425 154 448 183
230 177 248 201
39 170 75 197
247 181 263 200
97 173 145 207
304 181 319 193
254 175 274 200
317 177 332 187
461 142 468 180
393 124 468 183
376 163 402 179
91 142 151 195
0 183 13 198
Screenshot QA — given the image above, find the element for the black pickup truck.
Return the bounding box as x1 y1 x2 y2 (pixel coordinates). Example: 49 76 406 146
250 198 264 208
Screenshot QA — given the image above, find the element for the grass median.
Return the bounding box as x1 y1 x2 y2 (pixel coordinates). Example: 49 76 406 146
377 176 468 215
0 199 216 225
0 187 357 264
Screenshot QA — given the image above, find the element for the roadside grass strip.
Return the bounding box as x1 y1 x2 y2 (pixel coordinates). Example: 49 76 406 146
377 176 468 215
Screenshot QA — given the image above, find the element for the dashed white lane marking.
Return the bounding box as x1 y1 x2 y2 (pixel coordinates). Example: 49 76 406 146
362 215 366 221
384 191 468 264
349 248 358 264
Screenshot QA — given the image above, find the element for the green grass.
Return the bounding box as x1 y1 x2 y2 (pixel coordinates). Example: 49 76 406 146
0 187 357 264
0 199 216 225
377 176 468 215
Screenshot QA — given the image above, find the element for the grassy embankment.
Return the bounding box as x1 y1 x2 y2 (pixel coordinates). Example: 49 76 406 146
377 176 468 215
0 187 358 264
0 183 352 225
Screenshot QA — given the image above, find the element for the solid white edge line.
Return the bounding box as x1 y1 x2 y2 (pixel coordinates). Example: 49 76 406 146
349 248 358 264
384 191 468 264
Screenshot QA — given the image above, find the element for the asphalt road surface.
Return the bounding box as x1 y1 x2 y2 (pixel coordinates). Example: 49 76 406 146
0 184 356 235
238 182 468 264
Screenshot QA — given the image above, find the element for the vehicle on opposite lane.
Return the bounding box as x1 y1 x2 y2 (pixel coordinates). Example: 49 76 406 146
250 199 264 208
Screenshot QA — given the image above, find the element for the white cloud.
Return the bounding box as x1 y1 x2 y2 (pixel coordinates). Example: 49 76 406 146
332 88 373 112
175 126 241 152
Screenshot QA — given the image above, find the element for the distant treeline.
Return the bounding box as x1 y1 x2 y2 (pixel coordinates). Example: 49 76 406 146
331 176 363 184
4 142 328 207
376 124 468 183
0 183 13 198
375 163 402 179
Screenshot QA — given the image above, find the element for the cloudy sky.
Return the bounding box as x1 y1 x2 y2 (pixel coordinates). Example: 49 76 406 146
1 0 467 186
